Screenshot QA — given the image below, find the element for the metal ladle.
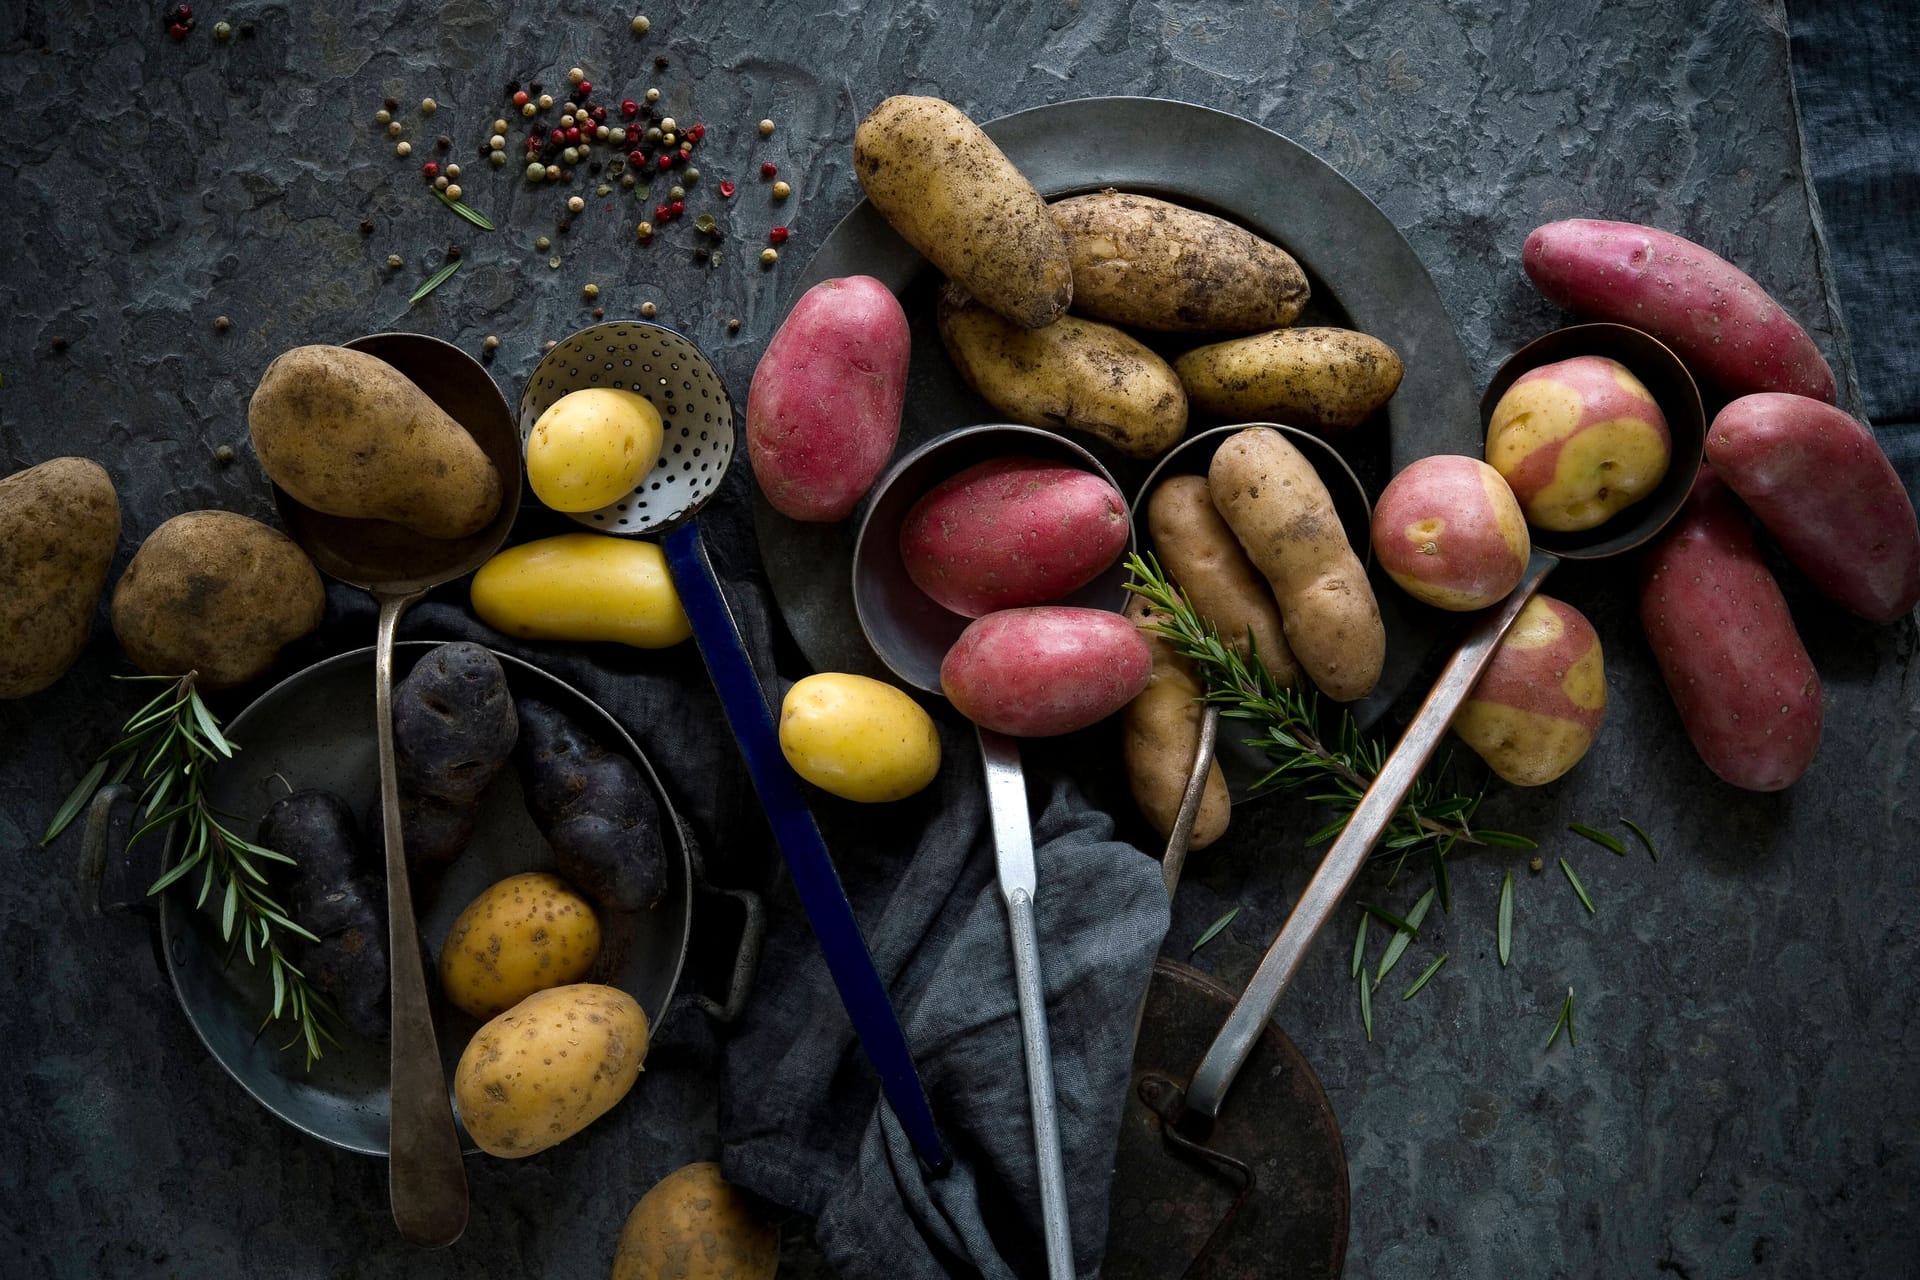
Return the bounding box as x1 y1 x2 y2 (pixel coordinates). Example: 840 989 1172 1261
269 332 525 1248
852 423 1139 1280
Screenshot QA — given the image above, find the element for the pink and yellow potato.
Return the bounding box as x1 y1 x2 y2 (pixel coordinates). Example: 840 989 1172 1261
899 457 1129 618
1451 595 1606 786
1371 456 1530 610
941 606 1151 737
1485 355 1672 532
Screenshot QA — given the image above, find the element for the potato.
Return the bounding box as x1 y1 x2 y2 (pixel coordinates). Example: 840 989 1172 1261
1145 475 1299 687
1485 355 1672 532
439 872 603 1020
0 458 119 699
393 642 518 865
247 344 502 539
747 275 910 522
471 534 691 649
1640 466 1822 791
1049 190 1310 333
941 606 1151 737
1174 328 1403 430
778 673 942 803
1450 596 1606 786
527 388 665 514
516 698 670 913
453 983 649 1158
1207 429 1384 702
900 457 1128 618
1705 393 1920 622
611 1162 778 1280
1372 456 1530 611
853 95 1071 329
1523 219 1835 402
937 287 1187 459
258 789 389 1040
110 511 324 690
1121 596 1229 849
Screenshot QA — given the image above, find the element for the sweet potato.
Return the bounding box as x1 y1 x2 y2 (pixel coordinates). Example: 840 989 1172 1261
1522 219 1835 402
746 275 910 522
941 606 1151 737
1639 466 1822 791
899 457 1128 618
1704 393 1920 622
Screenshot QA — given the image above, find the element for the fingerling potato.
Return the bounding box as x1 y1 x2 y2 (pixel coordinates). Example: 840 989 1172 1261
1145 475 1299 686
1122 595 1229 849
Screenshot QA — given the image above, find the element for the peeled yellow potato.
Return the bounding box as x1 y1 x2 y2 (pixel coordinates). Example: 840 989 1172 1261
778 673 941 802
471 533 691 648
611 1162 778 1280
527 388 665 513
439 872 602 1019
454 983 648 1158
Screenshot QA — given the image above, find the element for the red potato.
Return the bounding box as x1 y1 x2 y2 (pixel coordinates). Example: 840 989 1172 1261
941 606 1151 737
900 457 1128 618
1485 355 1672 533
1705 393 1920 623
1523 219 1835 402
746 275 910 522
1372 456 1531 610
1452 595 1607 786
1639 466 1823 791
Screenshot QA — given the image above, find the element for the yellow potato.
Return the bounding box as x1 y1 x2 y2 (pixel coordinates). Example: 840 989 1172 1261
1175 328 1404 430
937 286 1187 459
779 673 941 803
454 983 648 1158
471 534 691 649
527 389 665 513
1146 475 1299 687
854 95 1071 329
1121 596 1229 850
247 344 501 539
0 458 119 699
611 1162 778 1280
439 872 603 1019
1207 428 1384 702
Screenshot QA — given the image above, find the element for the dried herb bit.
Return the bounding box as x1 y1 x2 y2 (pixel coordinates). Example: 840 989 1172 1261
1622 818 1660 862
1569 821 1627 856
1401 953 1447 1002
1546 987 1576 1049
1497 869 1514 967
42 674 338 1066
436 189 497 231
1190 906 1240 957
1559 857 1595 914
409 257 462 305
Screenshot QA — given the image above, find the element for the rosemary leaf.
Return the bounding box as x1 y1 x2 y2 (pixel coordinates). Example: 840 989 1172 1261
1569 822 1627 856
436 189 498 230
1473 830 1538 850
1622 819 1660 862
221 876 239 941
1498 870 1514 967
1401 953 1447 1001
41 757 109 844
190 691 234 758
1559 858 1596 914
148 846 204 894
1358 970 1374 1042
271 955 286 1018
1359 901 1419 937
1374 888 1437 985
409 257 463 305
1191 907 1240 956
1351 912 1369 979
1432 837 1452 913
1546 987 1575 1048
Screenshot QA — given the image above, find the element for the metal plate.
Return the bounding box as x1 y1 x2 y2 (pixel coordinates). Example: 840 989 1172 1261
157 642 693 1157
754 96 1480 701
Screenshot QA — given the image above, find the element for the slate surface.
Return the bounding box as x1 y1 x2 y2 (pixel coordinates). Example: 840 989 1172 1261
1 1 1914 1277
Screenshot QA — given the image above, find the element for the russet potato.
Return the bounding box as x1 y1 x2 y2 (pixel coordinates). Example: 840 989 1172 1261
0 458 119 699
1175 328 1403 430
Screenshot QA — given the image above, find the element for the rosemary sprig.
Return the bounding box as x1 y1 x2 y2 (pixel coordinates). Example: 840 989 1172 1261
409 257 462 305
44 674 338 1066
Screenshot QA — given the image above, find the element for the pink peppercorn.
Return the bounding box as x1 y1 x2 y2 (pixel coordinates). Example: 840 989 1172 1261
550 128 567 146
577 81 592 96
513 91 530 107
760 161 777 179
719 181 736 198
656 204 671 220
670 200 685 216
657 154 673 170
167 22 190 40
628 150 645 167
423 161 439 178
566 127 581 143
621 99 639 117
769 226 789 244
689 124 706 143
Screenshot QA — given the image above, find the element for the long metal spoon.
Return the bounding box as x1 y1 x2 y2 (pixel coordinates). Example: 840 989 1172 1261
268 332 524 1247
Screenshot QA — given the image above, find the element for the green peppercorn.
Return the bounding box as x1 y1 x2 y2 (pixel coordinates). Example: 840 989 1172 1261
632 15 650 34
213 20 231 39
527 162 546 180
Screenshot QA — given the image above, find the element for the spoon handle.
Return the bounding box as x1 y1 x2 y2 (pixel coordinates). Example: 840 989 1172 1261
374 592 469 1248
662 521 950 1173
1184 552 1559 1124
976 728 1074 1280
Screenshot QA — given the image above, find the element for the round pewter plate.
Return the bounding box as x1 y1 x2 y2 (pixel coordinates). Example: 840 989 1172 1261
752 96 1479 720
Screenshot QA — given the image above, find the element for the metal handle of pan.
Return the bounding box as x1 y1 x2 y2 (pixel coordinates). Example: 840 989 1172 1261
1182 552 1559 1126
683 837 768 1026
661 520 951 1174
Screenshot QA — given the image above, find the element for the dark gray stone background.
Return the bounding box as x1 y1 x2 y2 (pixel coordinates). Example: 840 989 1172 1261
2 1 1914 1277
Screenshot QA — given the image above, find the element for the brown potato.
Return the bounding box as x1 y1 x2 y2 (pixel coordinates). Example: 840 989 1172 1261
854 95 1072 329
248 344 501 539
110 511 324 689
1207 428 1383 702
937 286 1187 459
1175 328 1404 430
1122 595 1230 850
0 458 119 699
611 1162 777 1280
1146 475 1300 687
1051 190 1310 333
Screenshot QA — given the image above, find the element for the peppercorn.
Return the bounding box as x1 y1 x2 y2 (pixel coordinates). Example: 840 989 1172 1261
484 334 500 350
760 248 778 266
396 141 412 157
760 161 777 179
578 81 593 97
423 161 439 178
719 180 736 198
655 54 669 69
387 254 404 270
646 127 662 144
239 20 255 37
549 258 561 270
645 87 660 104
568 67 585 85
583 282 600 300
728 318 741 334
759 118 775 136
214 444 235 464
421 97 437 114
535 236 552 249
596 125 610 141
49 336 68 353
597 184 611 196
538 93 553 110
446 184 462 200
566 126 582 143
214 315 231 332
632 14 650 34
446 163 460 179
621 173 636 189
490 135 506 152
689 124 706 143
568 195 585 213
434 176 449 191
529 81 544 94
662 132 677 148
546 164 562 181
692 247 709 265
385 96 401 111
668 185 685 201
522 102 537 118
447 245 463 260
609 127 627 144
657 154 673 171
769 225 789 245
436 134 451 151
375 109 393 125
669 199 685 216
1529 856 1544 873
563 147 580 165
637 221 653 240
388 121 403 137
360 220 375 235
772 180 791 200
641 301 657 318
213 20 231 39
513 90 530 107
490 152 506 167
556 219 570 234
526 161 547 180
684 166 700 184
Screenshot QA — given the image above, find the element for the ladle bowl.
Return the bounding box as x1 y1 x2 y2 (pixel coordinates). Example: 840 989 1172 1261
269 331 524 1249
